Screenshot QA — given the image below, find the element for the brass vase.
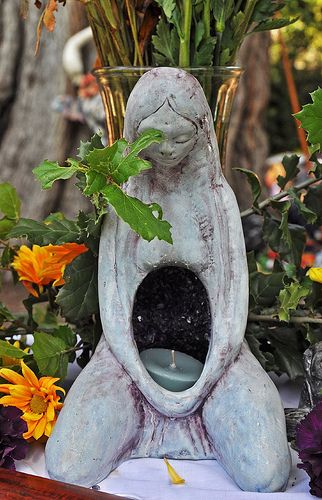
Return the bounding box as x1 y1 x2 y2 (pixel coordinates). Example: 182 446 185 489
94 66 242 170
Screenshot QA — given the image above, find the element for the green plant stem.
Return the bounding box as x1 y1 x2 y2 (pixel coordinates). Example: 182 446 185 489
240 176 320 219
248 312 322 325
230 0 258 63
179 1 192 67
203 0 211 38
125 0 144 66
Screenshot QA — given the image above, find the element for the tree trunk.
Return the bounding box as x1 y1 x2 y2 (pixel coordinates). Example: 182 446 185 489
225 32 270 210
0 0 90 220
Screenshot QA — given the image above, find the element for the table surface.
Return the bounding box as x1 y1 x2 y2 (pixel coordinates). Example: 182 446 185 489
16 374 312 500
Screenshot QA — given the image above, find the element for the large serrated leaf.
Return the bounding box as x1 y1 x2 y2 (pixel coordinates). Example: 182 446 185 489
152 18 179 66
294 87 322 147
192 37 216 66
32 331 69 378
33 160 79 190
56 251 98 322
8 217 80 245
0 183 21 221
102 184 173 244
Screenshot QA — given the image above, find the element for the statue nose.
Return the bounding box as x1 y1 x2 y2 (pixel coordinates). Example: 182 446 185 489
159 142 174 156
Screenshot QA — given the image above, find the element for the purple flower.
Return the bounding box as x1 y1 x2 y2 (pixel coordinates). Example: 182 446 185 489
0 406 28 470
297 401 322 497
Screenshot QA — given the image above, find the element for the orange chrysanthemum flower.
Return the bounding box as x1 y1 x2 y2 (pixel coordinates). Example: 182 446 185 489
12 243 88 297
0 361 64 440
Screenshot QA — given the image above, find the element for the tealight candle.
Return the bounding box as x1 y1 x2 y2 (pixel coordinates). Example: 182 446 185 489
140 348 204 392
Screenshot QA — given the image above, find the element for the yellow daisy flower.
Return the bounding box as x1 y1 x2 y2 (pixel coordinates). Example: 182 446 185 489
0 361 64 440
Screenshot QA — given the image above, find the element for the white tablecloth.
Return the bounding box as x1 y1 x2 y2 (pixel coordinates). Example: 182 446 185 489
16 375 312 500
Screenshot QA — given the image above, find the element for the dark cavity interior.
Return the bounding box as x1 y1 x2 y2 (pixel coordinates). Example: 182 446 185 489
132 266 211 362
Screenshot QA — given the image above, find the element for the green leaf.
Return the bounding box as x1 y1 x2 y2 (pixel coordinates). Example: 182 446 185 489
154 0 176 19
294 87 322 148
33 160 79 190
85 130 163 187
0 218 16 239
56 251 98 322
249 270 285 308
152 19 180 66
0 183 21 221
252 17 298 33
271 200 291 246
235 168 261 207
0 339 28 360
268 327 305 379
53 325 77 349
277 154 300 190
211 0 234 32
32 331 69 378
252 0 282 21
292 194 317 224
263 215 306 267
278 281 311 322
102 184 173 244
304 183 322 225
8 219 47 243
247 251 257 274
8 217 80 245
83 171 106 196
77 132 104 161
193 37 216 66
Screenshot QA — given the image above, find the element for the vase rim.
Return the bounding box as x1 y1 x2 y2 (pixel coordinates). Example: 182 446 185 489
93 66 243 77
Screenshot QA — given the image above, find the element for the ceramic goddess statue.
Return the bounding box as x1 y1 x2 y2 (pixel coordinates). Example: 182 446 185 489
46 68 291 493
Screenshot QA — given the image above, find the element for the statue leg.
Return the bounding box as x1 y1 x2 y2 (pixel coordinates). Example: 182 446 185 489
202 342 291 492
46 337 142 487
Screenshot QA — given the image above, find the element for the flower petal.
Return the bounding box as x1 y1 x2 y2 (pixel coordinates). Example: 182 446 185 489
46 403 55 422
23 420 38 440
21 361 39 388
33 416 47 440
0 368 29 386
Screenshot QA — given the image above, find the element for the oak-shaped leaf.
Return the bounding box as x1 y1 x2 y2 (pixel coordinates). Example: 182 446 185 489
278 281 311 322
77 132 104 161
235 168 261 207
102 184 173 244
294 87 322 148
33 160 79 190
277 154 300 190
85 129 163 187
56 251 98 322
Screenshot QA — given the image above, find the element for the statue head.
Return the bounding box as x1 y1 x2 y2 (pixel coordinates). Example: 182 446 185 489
124 67 219 169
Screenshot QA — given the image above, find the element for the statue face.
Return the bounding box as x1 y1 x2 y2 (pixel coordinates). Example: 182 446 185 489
137 101 197 167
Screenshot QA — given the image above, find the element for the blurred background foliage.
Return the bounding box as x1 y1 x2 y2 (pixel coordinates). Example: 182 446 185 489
268 0 322 155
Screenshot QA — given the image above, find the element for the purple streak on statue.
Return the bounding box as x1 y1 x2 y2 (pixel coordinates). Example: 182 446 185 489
45 68 291 492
